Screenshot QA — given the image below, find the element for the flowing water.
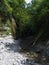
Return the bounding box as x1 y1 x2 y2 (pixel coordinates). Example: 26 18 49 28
0 35 43 65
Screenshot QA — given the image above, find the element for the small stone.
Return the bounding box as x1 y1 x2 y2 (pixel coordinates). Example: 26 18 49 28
21 60 26 64
1 42 3 43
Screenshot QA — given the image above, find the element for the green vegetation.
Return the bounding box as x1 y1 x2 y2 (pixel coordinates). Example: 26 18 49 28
0 0 49 44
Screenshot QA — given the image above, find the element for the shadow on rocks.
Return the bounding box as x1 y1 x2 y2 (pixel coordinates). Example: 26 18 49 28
5 39 22 52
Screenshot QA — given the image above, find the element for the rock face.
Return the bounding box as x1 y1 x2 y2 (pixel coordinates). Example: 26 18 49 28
0 35 41 65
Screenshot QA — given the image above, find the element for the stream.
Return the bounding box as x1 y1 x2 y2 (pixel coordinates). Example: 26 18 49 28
0 35 48 65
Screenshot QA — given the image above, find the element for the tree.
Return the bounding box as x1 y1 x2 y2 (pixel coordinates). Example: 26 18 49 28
0 0 30 38
29 0 49 46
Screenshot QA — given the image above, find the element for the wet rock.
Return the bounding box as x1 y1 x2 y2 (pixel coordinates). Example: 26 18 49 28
21 59 26 64
23 59 41 65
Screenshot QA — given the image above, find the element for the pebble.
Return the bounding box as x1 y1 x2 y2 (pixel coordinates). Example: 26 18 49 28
0 35 42 65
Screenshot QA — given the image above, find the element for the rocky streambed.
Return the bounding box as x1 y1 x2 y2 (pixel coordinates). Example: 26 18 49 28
0 35 49 65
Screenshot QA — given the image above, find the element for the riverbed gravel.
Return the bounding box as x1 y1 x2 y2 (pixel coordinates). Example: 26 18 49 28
0 35 42 65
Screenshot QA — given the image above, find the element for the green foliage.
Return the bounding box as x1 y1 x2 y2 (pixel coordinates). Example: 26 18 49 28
0 0 49 38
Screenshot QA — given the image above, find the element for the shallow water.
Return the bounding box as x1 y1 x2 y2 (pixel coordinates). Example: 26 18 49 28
0 35 43 65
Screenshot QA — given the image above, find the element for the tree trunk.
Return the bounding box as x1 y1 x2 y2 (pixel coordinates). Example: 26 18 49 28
9 16 17 39
32 29 44 47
